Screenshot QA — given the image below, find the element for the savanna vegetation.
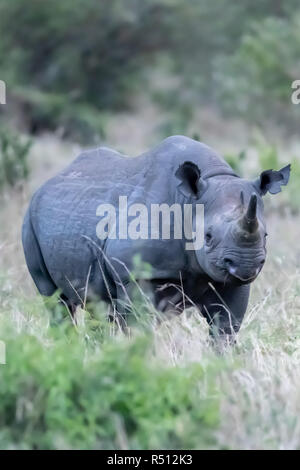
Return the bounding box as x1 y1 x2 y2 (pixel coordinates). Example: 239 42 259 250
0 0 299 450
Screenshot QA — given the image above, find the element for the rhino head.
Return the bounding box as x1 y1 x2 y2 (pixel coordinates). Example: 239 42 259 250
176 161 291 284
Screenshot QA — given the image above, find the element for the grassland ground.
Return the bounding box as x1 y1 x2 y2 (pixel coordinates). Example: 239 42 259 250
0 110 299 449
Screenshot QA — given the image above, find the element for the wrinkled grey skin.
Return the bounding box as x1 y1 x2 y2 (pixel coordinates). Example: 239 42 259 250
22 136 290 344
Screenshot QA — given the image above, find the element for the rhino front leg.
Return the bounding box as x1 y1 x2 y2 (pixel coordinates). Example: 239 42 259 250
109 280 133 331
200 283 250 349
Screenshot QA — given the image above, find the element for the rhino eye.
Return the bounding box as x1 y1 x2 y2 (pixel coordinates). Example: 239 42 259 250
205 232 212 244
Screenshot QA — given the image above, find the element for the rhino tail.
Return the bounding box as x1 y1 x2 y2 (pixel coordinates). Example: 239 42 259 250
22 208 57 297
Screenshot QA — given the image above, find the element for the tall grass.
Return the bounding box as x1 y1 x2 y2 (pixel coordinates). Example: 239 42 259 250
0 129 299 449
0 231 299 449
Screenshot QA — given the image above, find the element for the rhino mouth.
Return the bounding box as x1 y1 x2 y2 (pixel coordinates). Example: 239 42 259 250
213 263 262 285
227 265 261 282
224 268 262 285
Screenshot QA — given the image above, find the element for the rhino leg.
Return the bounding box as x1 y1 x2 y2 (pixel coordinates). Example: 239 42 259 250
59 293 78 319
153 281 187 316
22 210 57 297
107 280 133 332
199 283 250 348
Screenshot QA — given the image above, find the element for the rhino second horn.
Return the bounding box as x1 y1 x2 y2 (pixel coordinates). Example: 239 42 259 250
240 190 245 207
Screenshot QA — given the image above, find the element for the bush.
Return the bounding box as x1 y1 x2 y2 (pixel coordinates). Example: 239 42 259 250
0 127 31 190
1 0 299 138
0 299 219 450
0 0 172 107
0 0 174 140
214 14 300 128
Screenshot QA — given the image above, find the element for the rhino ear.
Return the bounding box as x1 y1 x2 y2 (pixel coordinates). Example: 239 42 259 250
254 164 291 195
175 161 204 199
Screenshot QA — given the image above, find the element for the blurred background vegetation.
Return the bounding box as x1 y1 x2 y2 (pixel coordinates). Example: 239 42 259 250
0 0 300 142
0 0 300 450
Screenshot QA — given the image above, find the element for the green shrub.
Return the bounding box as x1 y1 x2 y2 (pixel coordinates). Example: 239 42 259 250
214 14 300 128
1 0 299 137
0 127 31 190
0 0 170 108
0 0 174 140
12 87 108 144
0 300 219 450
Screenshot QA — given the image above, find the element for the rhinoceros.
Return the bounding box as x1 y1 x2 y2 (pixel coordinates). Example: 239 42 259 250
22 135 290 342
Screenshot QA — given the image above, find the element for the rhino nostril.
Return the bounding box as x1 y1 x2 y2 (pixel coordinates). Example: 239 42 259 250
260 258 265 266
224 257 234 266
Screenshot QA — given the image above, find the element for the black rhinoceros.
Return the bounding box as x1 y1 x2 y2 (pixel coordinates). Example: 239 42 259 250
22 136 290 342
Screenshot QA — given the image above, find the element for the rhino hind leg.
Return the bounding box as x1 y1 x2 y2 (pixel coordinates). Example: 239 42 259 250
59 292 78 319
22 210 57 297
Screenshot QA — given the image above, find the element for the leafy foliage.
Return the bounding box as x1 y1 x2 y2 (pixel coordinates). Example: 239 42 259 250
0 299 219 450
0 0 173 140
215 14 300 127
0 127 31 190
0 0 299 138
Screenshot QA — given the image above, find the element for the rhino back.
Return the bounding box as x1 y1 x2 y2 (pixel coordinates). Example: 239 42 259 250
145 135 235 179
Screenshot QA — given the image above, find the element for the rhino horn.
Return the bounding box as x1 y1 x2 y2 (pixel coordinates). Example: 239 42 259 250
240 193 258 233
